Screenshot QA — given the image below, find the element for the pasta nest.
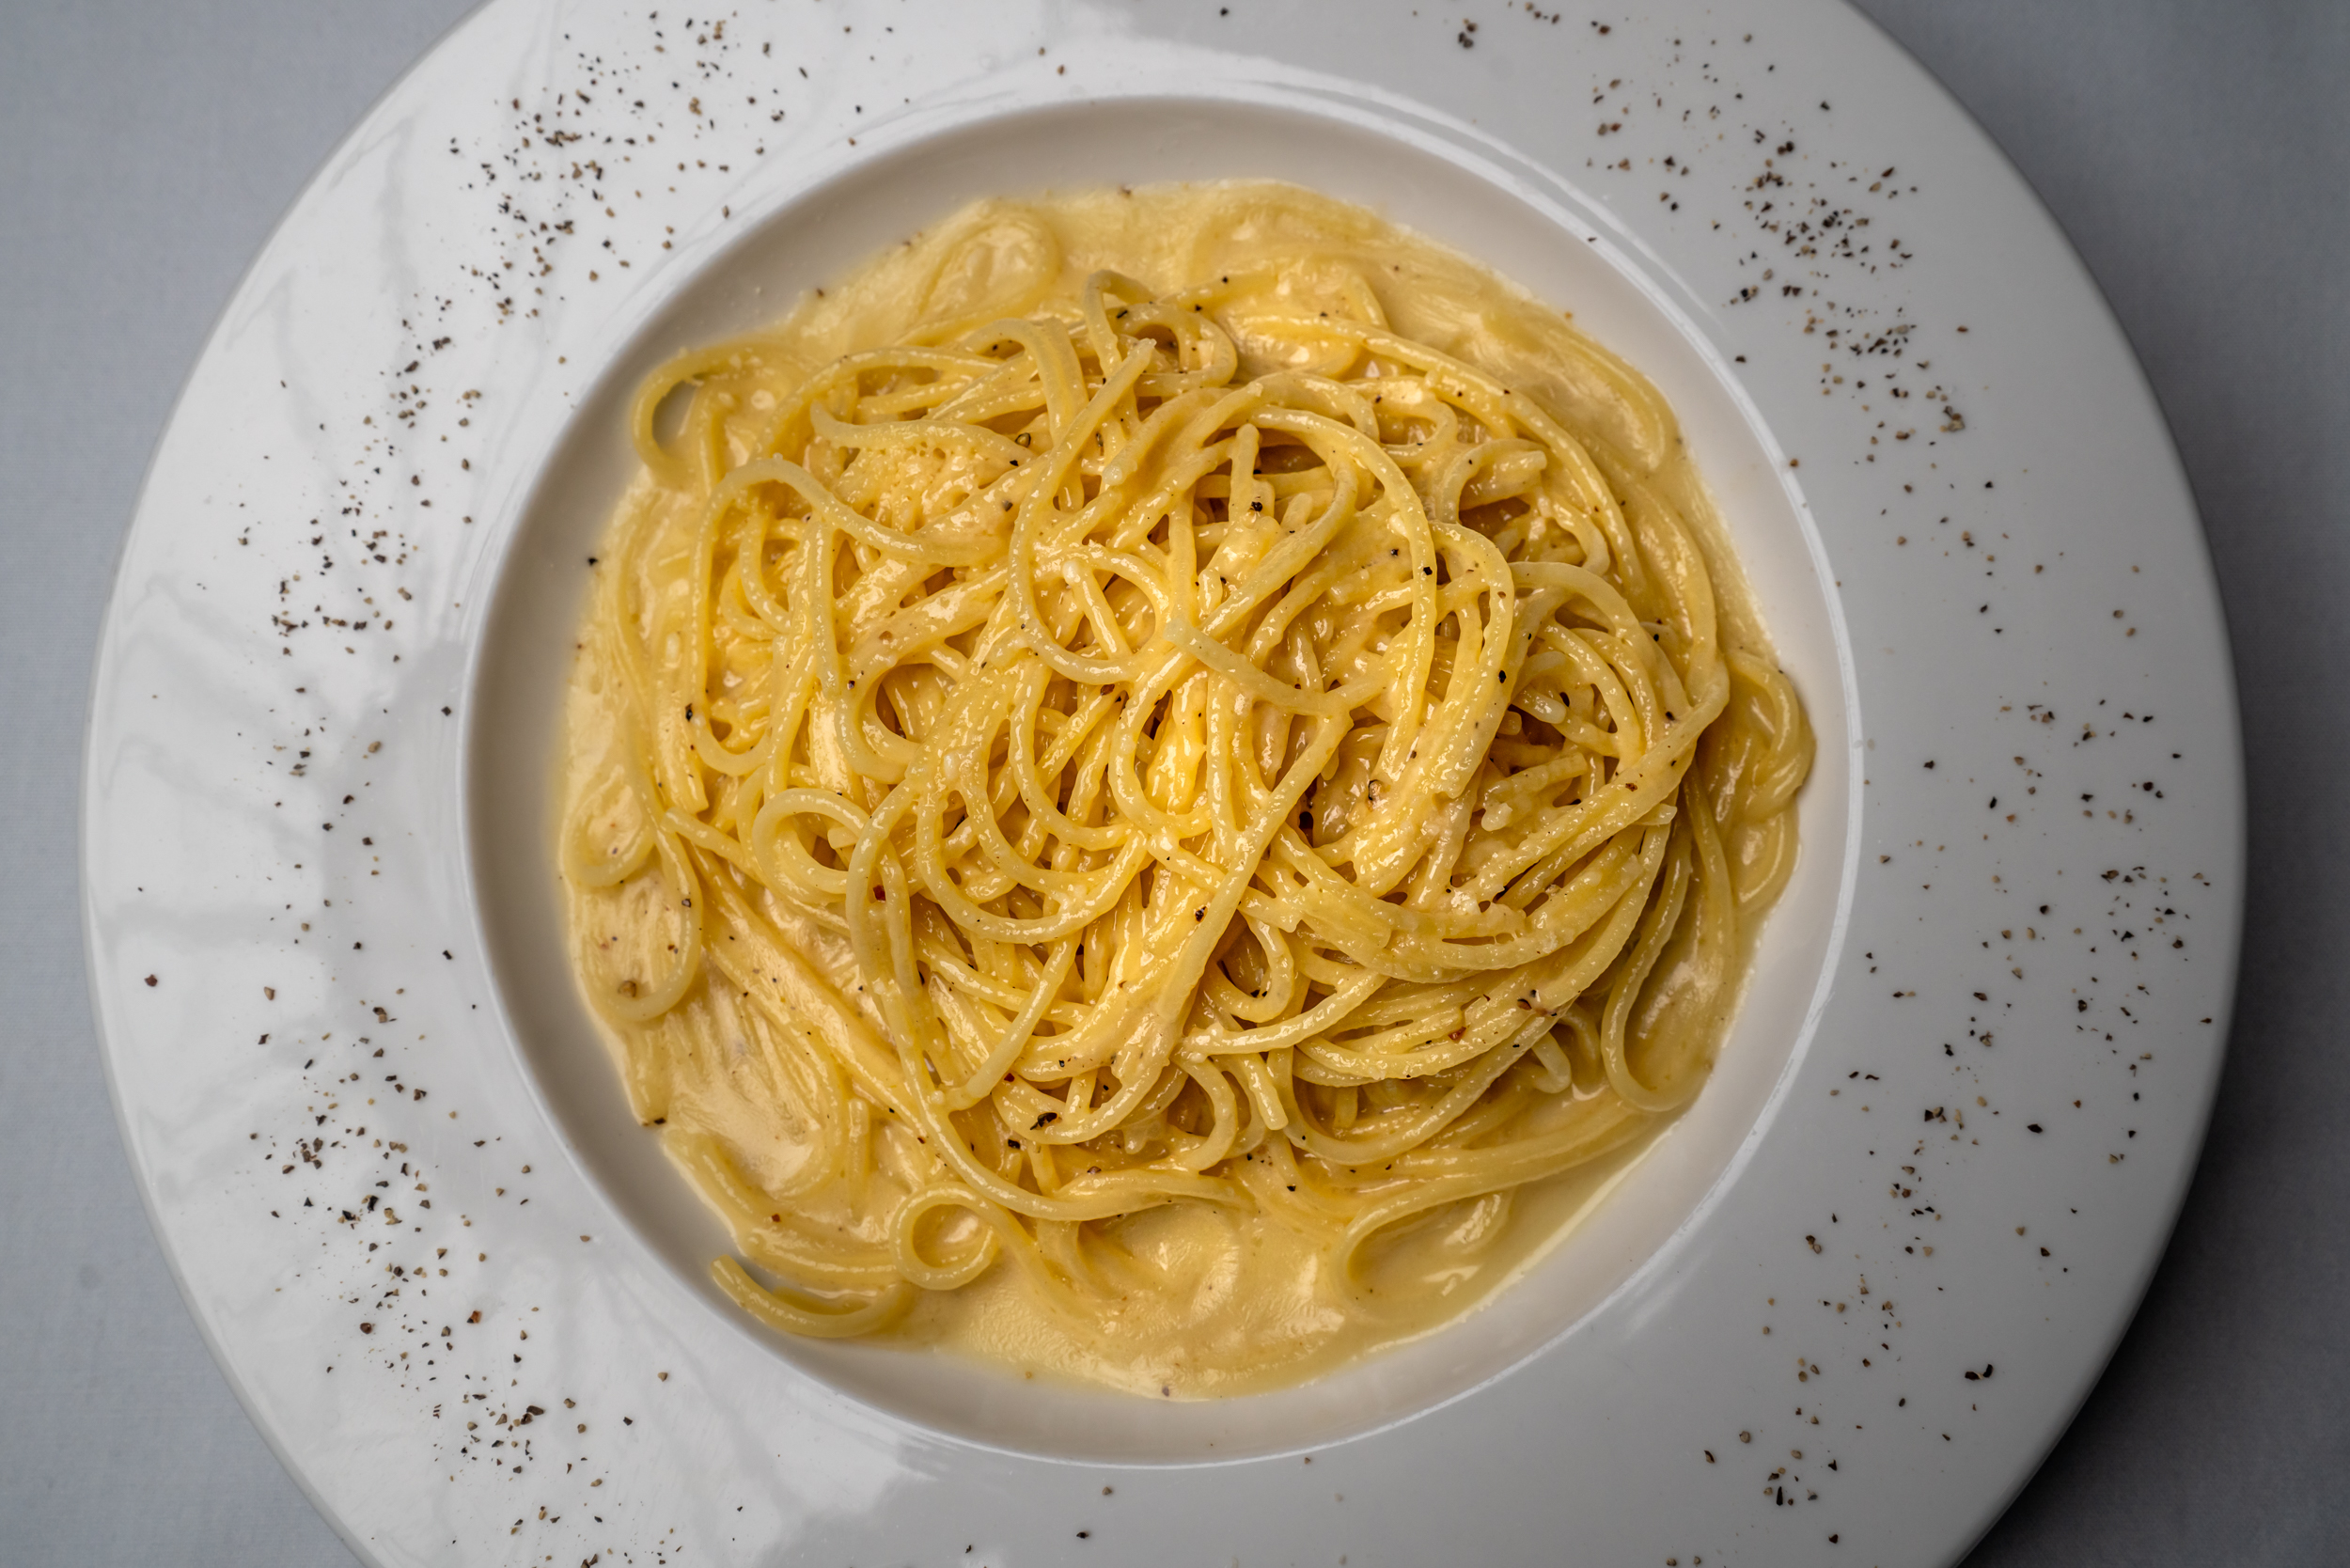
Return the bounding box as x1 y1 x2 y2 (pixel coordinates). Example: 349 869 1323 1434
566 252 1810 1337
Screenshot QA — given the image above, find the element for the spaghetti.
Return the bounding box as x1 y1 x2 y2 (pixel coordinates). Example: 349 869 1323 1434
560 183 1810 1394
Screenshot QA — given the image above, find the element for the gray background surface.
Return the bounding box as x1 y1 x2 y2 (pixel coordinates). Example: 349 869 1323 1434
3 1 2341 1561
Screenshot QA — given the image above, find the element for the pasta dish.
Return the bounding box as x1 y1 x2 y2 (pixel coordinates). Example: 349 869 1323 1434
558 183 1810 1395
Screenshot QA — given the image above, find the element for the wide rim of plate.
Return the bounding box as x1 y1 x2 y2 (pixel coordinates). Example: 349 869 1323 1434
82 3 2244 1565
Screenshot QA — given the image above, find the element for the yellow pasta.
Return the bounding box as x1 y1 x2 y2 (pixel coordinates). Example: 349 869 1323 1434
560 182 1810 1396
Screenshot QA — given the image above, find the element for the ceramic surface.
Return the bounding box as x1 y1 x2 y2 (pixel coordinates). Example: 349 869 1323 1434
83 2 2241 1563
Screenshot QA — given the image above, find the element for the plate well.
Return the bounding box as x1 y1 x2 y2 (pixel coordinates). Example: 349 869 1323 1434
464 93 1856 1463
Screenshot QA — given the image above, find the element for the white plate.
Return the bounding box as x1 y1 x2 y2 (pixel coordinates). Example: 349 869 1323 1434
83 2 2242 1563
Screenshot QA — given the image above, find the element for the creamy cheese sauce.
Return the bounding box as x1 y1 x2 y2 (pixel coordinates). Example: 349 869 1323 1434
559 181 1806 1397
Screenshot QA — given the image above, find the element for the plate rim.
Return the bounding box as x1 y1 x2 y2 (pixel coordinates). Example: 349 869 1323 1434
79 1 2247 1560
